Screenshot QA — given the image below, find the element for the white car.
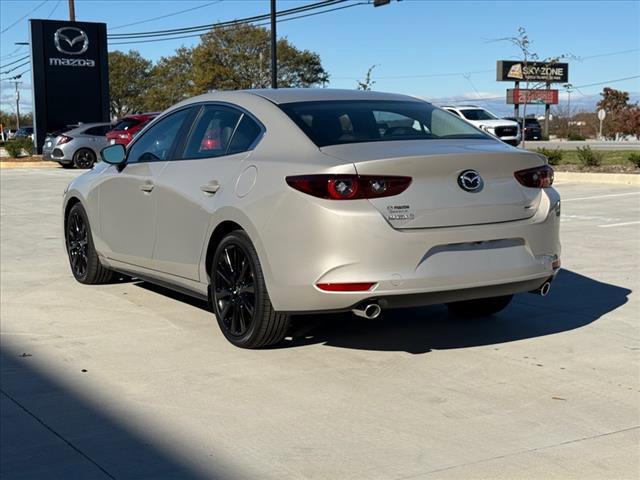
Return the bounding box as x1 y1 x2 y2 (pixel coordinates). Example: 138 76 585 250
63 89 560 349
442 105 521 146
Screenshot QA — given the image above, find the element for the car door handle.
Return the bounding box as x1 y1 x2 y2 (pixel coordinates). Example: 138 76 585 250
140 182 155 193
200 181 220 195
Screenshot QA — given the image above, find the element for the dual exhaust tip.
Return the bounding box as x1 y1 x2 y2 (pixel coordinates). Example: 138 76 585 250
353 279 552 318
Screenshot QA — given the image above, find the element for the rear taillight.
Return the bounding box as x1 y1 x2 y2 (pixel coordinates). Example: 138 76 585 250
57 135 73 145
286 174 412 200
514 165 554 188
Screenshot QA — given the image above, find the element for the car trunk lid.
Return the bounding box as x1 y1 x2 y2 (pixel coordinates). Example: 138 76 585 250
321 140 546 229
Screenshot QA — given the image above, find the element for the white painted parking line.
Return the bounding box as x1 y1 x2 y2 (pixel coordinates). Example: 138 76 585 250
563 192 640 202
598 221 640 228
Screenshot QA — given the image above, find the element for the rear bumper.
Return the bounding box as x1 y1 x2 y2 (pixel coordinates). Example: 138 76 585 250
43 148 71 163
259 188 561 312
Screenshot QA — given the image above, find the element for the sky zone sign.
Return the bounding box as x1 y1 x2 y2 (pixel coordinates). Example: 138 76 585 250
496 60 569 83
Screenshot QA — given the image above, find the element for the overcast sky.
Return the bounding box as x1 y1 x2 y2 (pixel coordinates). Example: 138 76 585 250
1 0 638 117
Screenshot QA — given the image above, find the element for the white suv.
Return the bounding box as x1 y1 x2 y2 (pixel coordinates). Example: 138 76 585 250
442 105 521 146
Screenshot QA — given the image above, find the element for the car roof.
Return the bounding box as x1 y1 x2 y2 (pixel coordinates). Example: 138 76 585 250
67 122 112 133
179 88 425 106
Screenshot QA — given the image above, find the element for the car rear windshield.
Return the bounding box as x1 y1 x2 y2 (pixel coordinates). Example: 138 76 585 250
279 100 489 147
113 118 141 131
459 109 497 121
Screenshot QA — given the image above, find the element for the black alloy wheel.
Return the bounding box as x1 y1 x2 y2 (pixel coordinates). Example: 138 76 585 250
65 203 115 284
67 208 89 280
214 242 256 337
211 231 289 348
73 149 96 169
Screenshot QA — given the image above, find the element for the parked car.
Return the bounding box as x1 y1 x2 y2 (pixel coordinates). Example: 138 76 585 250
14 126 34 140
63 89 560 349
442 106 520 146
106 113 158 146
505 117 543 141
3 128 17 140
43 122 113 169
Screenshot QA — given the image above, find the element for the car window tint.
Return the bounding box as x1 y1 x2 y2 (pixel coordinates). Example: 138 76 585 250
227 115 262 155
113 118 141 131
84 126 109 136
127 109 190 164
279 101 487 147
446 109 461 117
183 106 242 159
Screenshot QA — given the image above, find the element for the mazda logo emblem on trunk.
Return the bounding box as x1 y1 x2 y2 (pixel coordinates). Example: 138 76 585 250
457 170 483 193
54 27 89 55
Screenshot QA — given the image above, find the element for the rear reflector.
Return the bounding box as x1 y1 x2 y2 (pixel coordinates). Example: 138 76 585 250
316 282 376 292
514 165 554 188
286 174 411 200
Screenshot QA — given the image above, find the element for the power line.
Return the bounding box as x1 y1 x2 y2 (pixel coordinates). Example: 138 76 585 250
108 1 365 46
107 0 346 39
573 75 640 89
110 1 224 30
0 0 48 35
1 60 30 75
0 45 27 61
0 68 30 82
579 48 640 60
46 0 63 19
0 55 29 69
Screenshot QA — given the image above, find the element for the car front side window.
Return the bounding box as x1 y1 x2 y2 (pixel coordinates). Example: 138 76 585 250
127 109 190 164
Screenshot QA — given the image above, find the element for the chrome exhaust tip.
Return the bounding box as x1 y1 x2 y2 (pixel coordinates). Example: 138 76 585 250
352 303 382 319
531 281 552 296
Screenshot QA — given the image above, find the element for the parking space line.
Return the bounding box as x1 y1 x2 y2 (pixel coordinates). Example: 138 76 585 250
563 192 640 202
598 221 640 228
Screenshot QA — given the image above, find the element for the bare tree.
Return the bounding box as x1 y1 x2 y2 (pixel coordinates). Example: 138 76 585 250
357 65 378 91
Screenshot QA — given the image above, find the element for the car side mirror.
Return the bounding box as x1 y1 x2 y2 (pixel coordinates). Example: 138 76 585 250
101 144 126 165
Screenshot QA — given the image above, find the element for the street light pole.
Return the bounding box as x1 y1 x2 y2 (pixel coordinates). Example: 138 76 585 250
270 0 277 89
563 83 573 136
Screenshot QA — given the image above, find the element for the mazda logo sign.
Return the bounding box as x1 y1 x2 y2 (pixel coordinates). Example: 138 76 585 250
54 27 89 55
457 169 483 193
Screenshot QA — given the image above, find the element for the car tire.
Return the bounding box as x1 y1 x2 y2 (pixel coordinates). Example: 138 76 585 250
65 203 115 284
73 148 96 169
446 295 513 318
211 231 289 349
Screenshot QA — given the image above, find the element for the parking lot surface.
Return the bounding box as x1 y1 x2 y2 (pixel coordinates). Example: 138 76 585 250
1 167 639 479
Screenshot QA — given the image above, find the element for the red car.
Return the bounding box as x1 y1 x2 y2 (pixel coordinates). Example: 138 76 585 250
106 113 159 146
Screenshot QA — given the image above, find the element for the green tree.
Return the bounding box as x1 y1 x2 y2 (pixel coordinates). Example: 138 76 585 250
0 110 32 130
144 47 195 111
191 23 328 92
597 87 636 138
108 50 153 118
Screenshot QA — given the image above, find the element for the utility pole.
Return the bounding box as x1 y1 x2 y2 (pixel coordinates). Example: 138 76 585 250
270 0 277 89
13 79 22 129
68 0 76 21
563 83 573 137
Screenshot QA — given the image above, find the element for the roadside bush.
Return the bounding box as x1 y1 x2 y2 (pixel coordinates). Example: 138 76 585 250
628 152 640 169
4 138 34 158
535 147 563 166
567 132 586 141
576 146 603 167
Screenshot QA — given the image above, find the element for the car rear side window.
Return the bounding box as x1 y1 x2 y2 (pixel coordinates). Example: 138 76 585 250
84 126 110 136
227 115 262 155
183 106 242 159
127 109 190 163
113 118 141 131
279 100 488 147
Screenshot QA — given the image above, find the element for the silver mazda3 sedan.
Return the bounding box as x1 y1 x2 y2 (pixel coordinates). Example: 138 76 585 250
63 89 561 348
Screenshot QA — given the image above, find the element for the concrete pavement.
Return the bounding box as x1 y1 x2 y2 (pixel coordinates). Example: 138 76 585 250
1 168 639 479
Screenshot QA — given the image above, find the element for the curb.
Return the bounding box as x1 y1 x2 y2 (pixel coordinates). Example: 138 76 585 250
554 171 640 186
0 161 58 169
